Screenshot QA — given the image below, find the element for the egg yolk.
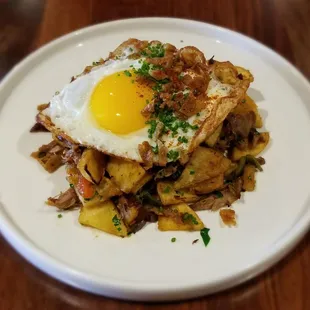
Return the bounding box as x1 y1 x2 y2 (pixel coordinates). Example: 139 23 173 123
90 70 154 134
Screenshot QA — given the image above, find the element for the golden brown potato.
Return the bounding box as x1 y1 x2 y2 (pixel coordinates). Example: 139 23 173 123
235 66 254 82
174 147 231 190
131 173 153 194
106 157 147 193
220 209 237 226
191 174 224 194
205 123 223 147
158 203 204 231
79 200 128 237
233 95 263 128
77 149 106 184
96 176 122 201
242 165 256 191
231 132 270 161
157 181 199 206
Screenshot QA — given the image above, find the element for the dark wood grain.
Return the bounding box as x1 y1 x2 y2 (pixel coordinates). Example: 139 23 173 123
0 0 309 309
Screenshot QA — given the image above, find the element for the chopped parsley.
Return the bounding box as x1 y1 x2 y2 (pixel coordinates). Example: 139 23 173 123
214 191 223 198
129 47 133 52
69 183 74 188
131 79 135 83
200 228 211 247
183 89 190 99
178 136 188 143
190 170 195 175
248 176 252 180
163 186 171 193
92 61 100 66
57 214 63 219
112 215 122 232
241 99 246 103
196 112 200 116
152 144 159 154
146 119 157 138
124 70 132 77
171 237 176 243
167 150 179 162
182 212 198 225
141 43 165 58
146 99 150 105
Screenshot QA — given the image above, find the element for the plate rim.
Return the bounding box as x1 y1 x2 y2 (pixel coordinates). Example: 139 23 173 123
0 17 309 301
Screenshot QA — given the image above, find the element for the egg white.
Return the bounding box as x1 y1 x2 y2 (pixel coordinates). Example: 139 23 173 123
44 57 153 161
44 54 234 163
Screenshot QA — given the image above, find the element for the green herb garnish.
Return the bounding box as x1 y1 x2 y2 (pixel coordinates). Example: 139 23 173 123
190 170 195 175
142 43 165 58
167 150 179 161
178 136 188 143
152 144 159 154
69 183 74 188
200 228 211 247
171 237 176 243
112 215 122 231
182 212 198 225
57 214 63 219
124 70 132 77
163 186 171 193
146 119 157 138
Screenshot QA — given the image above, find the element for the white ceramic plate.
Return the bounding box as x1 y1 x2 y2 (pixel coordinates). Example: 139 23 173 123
0 18 309 302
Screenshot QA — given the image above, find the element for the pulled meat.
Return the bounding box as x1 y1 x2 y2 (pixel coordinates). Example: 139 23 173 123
31 140 65 173
227 111 256 138
47 188 80 210
138 141 153 169
192 178 243 211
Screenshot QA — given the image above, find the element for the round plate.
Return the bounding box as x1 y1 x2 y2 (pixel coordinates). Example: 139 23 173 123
0 18 309 301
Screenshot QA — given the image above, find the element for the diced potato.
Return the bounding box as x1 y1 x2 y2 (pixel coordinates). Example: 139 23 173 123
106 157 147 193
157 181 199 206
231 132 270 161
242 165 256 191
174 147 231 190
205 123 223 147
235 66 254 82
158 203 204 231
96 176 122 201
79 200 128 237
131 173 153 194
192 174 224 194
233 95 263 128
77 149 106 184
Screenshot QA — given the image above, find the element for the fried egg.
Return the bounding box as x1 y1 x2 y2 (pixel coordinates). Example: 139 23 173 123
44 56 158 160
43 48 244 163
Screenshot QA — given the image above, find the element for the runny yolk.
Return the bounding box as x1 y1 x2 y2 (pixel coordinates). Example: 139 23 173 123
90 70 154 134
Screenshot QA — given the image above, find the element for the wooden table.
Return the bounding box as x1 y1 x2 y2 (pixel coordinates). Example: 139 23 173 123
1 0 309 309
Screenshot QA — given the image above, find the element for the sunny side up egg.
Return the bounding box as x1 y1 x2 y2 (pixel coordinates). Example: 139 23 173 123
44 57 156 160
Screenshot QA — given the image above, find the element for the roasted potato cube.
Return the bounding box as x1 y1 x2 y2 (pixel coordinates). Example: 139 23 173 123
96 176 122 201
131 173 153 194
106 157 147 193
220 209 237 226
242 164 256 191
157 181 199 206
192 174 224 194
233 95 263 128
174 147 231 190
77 149 106 184
235 66 254 82
231 132 270 161
205 123 223 147
79 200 128 237
158 203 204 231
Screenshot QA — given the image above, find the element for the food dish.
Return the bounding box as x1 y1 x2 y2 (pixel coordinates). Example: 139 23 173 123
30 38 270 238
0 18 309 301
